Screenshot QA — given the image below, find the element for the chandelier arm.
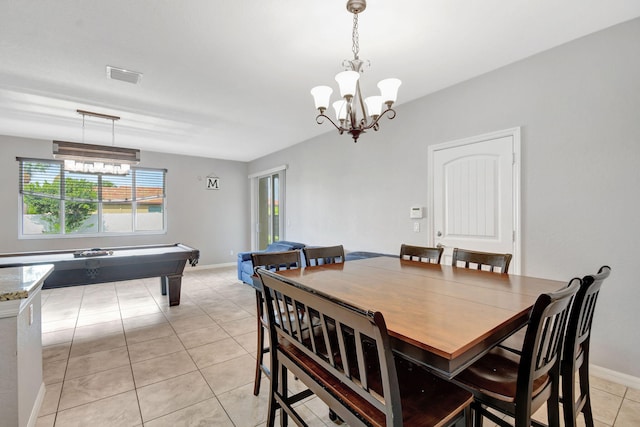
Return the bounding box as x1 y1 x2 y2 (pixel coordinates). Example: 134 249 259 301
360 107 397 131
315 113 345 133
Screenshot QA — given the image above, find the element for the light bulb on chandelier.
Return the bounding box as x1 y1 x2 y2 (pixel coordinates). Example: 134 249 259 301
310 0 401 142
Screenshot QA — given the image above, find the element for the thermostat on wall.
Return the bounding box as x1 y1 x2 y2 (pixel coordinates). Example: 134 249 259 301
410 207 424 219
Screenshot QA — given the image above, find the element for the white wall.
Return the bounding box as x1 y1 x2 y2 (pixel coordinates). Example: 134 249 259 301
0 136 251 266
249 18 640 377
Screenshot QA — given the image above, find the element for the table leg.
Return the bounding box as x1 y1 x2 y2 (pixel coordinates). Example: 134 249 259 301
161 277 167 295
161 275 182 306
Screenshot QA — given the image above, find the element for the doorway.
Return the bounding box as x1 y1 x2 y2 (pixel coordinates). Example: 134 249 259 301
250 165 287 250
428 128 521 273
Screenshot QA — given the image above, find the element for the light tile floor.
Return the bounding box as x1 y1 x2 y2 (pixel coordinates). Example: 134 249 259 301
36 266 640 426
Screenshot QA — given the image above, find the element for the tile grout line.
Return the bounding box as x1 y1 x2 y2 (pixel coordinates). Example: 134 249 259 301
184 281 247 427
116 280 147 426
51 285 86 425
193 275 258 427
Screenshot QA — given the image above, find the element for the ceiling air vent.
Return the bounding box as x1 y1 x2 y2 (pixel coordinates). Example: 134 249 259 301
106 65 143 84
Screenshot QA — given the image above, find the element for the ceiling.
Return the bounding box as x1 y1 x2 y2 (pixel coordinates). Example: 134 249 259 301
1 1 639 162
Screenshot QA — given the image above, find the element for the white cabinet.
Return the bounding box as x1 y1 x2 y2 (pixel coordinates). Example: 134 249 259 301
0 265 53 427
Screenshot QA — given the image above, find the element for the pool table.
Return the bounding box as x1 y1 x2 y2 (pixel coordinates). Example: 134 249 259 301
0 243 199 306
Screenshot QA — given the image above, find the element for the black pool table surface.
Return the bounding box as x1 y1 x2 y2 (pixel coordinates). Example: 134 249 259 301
0 243 199 306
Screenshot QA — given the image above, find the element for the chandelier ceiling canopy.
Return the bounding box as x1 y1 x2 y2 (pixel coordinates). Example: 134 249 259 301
310 0 401 142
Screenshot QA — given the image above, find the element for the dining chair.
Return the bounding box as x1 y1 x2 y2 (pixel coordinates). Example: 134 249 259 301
257 268 473 427
451 248 512 273
303 245 345 267
561 266 611 427
453 278 581 427
250 250 302 396
400 244 443 263
304 244 354 424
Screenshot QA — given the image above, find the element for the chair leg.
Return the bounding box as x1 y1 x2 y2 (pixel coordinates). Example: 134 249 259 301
547 376 562 427
464 405 472 427
254 290 266 396
561 368 576 427
579 361 595 427
266 357 278 427
280 364 289 427
563 361 595 427
547 397 561 427
473 402 484 427
581 395 595 427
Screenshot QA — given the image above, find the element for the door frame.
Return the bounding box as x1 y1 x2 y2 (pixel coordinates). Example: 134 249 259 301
249 164 288 251
427 128 521 274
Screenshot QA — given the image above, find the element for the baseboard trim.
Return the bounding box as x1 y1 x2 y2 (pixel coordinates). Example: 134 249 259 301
27 382 46 427
591 364 640 390
192 262 235 270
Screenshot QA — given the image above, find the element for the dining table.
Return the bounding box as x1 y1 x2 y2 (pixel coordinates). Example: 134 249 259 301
273 256 566 378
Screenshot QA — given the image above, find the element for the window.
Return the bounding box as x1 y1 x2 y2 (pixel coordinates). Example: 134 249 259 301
19 158 166 237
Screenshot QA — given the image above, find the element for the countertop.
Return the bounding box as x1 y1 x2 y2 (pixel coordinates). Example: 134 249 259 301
0 264 54 310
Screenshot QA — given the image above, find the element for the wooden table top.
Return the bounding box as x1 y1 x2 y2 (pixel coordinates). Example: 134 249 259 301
274 256 565 377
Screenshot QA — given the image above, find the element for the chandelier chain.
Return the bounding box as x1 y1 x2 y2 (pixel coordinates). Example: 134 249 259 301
352 13 359 59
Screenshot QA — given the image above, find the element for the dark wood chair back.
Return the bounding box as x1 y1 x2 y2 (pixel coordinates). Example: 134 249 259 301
455 278 580 427
259 268 401 426
251 250 301 274
303 245 345 267
249 250 302 396
561 266 611 427
516 279 580 420
451 248 512 273
257 269 472 427
399 244 443 264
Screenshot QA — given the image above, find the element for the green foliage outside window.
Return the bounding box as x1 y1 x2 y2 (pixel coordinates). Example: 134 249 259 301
23 177 97 233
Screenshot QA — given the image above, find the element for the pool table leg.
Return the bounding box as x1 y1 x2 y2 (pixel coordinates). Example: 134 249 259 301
161 275 182 306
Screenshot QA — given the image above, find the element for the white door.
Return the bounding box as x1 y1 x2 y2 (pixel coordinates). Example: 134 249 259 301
429 128 521 273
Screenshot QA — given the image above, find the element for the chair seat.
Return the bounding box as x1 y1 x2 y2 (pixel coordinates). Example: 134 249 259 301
280 341 472 427
455 347 550 402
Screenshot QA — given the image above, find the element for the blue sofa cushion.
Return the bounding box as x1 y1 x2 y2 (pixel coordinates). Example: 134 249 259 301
266 243 297 253
237 241 306 286
241 259 255 278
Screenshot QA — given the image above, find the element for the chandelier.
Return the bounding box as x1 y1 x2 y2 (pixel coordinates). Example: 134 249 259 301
310 0 401 143
53 110 140 175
